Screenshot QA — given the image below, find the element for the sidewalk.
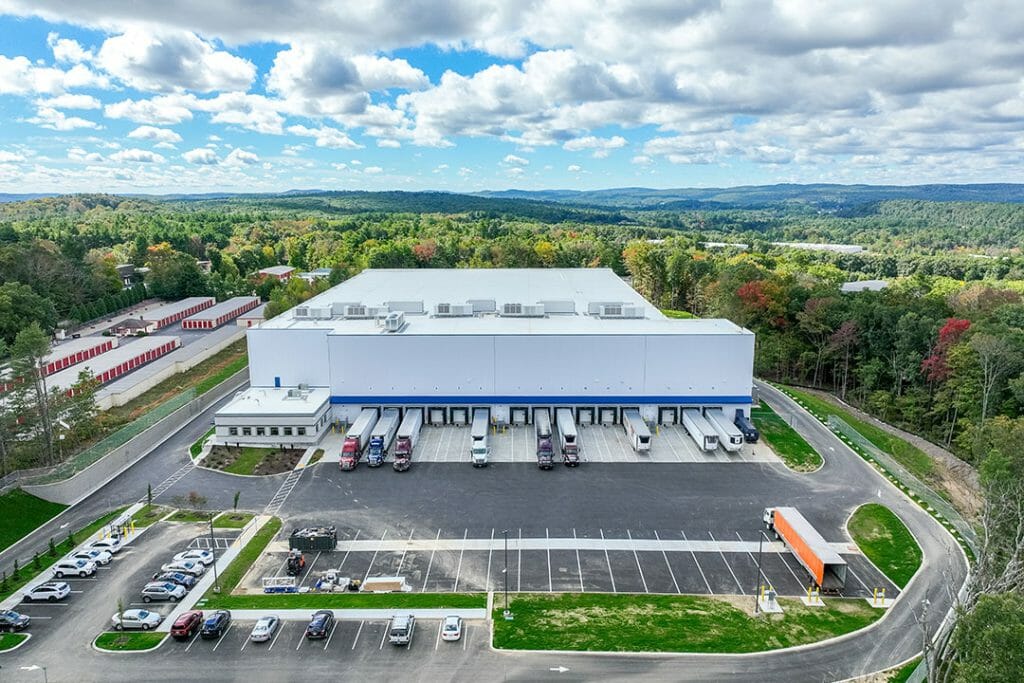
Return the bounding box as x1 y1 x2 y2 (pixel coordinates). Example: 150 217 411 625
210 608 487 621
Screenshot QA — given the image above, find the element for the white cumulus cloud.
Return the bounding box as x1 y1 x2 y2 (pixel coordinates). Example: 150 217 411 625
127 125 183 144
182 147 219 164
110 148 165 163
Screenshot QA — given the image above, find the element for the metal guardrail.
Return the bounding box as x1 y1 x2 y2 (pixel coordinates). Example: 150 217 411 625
827 415 978 554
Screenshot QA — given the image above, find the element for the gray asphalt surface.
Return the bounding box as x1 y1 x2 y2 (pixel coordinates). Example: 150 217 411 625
0 381 968 682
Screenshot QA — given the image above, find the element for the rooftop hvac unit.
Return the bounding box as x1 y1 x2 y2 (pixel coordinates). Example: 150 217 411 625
538 300 575 314
598 304 645 319
386 300 424 314
384 311 406 332
467 299 496 313
293 306 311 319
434 303 474 317
309 306 333 319
501 302 546 317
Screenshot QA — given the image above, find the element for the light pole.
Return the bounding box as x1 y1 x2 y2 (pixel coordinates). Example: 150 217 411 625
502 529 511 619
208 519 220 593
753 530 766 614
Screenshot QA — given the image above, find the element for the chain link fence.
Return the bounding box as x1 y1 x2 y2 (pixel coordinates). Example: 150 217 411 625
21 388 199 486
828 415 978 554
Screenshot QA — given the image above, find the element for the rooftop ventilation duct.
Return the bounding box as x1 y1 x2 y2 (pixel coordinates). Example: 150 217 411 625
501 302 546 317
384 311 406 332
434 303 474 317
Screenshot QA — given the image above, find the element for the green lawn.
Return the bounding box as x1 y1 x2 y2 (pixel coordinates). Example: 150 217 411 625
782 386 935 482
208 516 282 596
168 509 217 523
204 592 486 610
0 489 68 552
194 354 248 395
190 427 215 458
661 308 696 319
94 631 167 651
0 507 126 603
751 403 823 471
212 511 255 529
130 504 171 528
848 504 923 589
309 448 325 465
223 447 269 474
492 593 882 652
887 657 922 683
0 632 29 651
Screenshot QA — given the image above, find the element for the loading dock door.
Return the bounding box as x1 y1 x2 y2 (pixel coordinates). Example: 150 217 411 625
577 407 594 425
658 406 678 425
428 407 447 425
598 407 617 425
450 407 469 425
510 407 529 425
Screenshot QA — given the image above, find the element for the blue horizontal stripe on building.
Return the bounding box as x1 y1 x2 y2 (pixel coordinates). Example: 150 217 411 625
329 395 752 405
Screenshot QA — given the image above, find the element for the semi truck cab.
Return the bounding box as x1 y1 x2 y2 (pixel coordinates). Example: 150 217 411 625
340 438 361 470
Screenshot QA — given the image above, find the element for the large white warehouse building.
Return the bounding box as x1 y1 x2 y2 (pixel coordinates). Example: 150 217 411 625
215 268 754 446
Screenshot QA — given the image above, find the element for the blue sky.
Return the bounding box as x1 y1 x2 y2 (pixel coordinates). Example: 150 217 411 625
0 1 1022 193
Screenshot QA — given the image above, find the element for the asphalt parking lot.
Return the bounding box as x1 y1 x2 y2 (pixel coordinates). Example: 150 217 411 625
255 526 897 600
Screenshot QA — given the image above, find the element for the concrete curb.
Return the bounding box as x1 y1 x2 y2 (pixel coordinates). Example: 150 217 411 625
0 632 32 653
91 632 169 654
208 608 487 621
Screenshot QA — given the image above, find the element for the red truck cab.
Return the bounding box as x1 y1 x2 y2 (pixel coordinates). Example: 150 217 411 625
340 437 361 470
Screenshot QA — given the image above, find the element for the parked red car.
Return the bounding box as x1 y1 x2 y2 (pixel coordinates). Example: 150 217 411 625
171 610 204 639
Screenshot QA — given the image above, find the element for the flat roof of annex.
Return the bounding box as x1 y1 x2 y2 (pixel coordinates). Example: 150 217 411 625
258 268 751 337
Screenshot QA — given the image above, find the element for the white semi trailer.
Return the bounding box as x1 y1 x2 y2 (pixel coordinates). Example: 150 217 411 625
367 407 401 466
622 409 651 452
393 408 423 472
470 408 490 467
682 408 719 452
341 408 379 470
555 408 580 466
703 408 744 452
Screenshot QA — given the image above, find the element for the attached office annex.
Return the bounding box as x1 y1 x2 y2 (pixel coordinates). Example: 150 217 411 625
216 268 755 445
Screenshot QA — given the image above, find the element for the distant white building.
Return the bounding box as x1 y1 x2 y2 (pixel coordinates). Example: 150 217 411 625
774 242 865 254
840 280 889 293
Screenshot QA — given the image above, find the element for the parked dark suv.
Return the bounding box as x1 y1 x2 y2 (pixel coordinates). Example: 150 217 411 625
200 610 232 639
305 610 334 639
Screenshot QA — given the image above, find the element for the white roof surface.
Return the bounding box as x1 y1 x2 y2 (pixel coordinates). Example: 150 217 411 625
143 297 215 322
238 303 268 319
218 386 330 416
840 279 889 292
184 296 260 321
44 336 114 363
259 268 750 337
259 265 295 275
46 336 180 390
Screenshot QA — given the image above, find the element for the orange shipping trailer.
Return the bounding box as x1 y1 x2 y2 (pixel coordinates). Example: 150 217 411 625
763 507 847 591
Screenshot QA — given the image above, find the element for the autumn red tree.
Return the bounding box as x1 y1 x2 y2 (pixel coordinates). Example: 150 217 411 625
921 317 971 382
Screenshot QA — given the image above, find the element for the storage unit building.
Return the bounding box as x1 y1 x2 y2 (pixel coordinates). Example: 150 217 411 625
143 297 215 329
41 337 118 376
237 303 268 328
258 265 295 281
219 268 755 432
45 336 181 394
182 296 261 330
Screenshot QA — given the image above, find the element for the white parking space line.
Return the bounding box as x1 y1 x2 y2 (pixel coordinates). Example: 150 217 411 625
184 632 200 651
654 530 681 593
379 624 389 649
736 531 768 588
396 528 415 576
421 529 441 592
776 549 808 586
462 625 468 650
434 620 443 650
22 602 67 606
453 528 468 592
681 530 713 594
324 622 337 650
295 627 305 650
573 528 584 592
267 624 285 650
351 620 364 650
546 528 553 593
300 551 322 587
337 529 359 570
846 563 872 592
627 529 649 593
363 530 388 583
211 624 233 651
485 528 494 592
709 531 745 594
600 528 617 593
240 634 249 651
517 528 522 592
69 590 85 593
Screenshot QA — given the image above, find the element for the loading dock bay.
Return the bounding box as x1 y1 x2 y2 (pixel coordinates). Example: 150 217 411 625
251 526 898 601
408 423 778 464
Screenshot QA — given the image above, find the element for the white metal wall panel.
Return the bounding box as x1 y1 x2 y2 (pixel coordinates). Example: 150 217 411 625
247 328 330 388
493 335 645 396
643 334 754 398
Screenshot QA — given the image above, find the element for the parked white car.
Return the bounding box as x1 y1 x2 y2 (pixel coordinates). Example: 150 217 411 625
90 537 122 554
52 558 96 578
441 615 463 641
249 616 280 642
111 609 162 631
172 549 215 566
141 582 187 603
24 581 70 602
161 560 205 577
69 549 112 566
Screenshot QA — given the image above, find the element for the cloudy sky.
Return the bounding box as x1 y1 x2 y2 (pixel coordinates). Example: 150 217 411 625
0 0 1021 193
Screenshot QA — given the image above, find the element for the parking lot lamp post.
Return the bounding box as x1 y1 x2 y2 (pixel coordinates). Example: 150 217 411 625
753 530 765 614
208 519 220 593
502 529 511 619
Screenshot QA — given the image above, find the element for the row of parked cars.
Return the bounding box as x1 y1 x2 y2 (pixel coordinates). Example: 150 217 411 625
110 546 215 631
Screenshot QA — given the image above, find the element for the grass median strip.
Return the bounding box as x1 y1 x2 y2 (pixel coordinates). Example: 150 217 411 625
190 427 215 458
0 489 67 552
203 592 486 610
94 631 167 651
751 403 822 471
0 507 126 603
130 504 171 528
208 516 282 596
167 509 217 523
849 504 922 589
0 633 29 651
212 511 255 529
493 593 882 653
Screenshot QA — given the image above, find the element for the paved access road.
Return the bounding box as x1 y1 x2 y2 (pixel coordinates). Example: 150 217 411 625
0 382 968 682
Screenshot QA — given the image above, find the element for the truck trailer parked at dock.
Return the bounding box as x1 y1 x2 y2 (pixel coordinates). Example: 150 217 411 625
763 506 847 591
682 408 719 452
341 408 379 470
555 408 580 466
535 408 555 469
367 408 400 467
622 409 651 452
470 409 490 467
393 408 423 472
704 408 744 452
